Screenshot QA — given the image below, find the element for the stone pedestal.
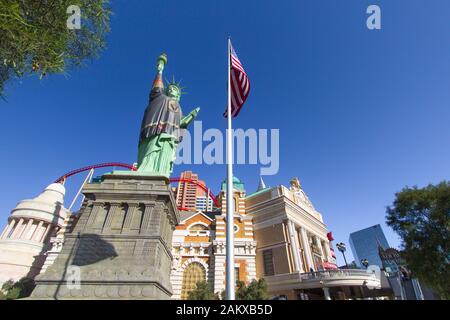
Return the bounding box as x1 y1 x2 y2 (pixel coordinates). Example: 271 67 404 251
30 174 179 299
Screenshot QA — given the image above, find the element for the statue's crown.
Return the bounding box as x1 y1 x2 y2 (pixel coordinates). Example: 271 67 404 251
165 76 187 95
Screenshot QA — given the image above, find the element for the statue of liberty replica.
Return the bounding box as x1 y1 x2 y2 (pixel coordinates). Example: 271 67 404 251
137 53 199 177
30 54 192 300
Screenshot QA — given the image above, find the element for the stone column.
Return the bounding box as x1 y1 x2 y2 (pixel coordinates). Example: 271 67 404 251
286 220 301 272
1 219 16 239
140 204 154 234
103 202 120 231
323 287 331 300
323 239 332 261
316 236 324 260
11 218 24 239
40 224 52 242
294 228 304 272
86 202 103 227
122 203 138 233
31 221 44 241
22 219 34 240
300 227 314 272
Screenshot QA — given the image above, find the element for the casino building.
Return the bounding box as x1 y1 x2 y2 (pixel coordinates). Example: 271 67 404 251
171 174 381 300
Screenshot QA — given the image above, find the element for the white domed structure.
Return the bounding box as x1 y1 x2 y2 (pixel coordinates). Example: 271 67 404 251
0 183 71 285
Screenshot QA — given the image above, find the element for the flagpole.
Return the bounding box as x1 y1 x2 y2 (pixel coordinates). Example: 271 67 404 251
225 36 235 300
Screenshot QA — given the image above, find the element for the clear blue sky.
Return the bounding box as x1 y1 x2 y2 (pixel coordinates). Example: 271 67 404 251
1 1 449 266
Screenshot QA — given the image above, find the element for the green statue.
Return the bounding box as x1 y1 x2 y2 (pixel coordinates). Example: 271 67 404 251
137 53 199 177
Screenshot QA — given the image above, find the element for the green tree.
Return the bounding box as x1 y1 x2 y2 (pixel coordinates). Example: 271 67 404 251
386 181 450 299
187 281 219 300
237 279 268 300
0 0 111 97
220 279 268 300
0 277 36 300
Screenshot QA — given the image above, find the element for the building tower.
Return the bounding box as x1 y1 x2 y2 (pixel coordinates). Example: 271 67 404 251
349 224 390 268
175 171 212 211
0 183 70 285
213 176 257 294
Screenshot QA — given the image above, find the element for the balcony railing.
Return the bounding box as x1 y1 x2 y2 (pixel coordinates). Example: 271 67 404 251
300 269 377 281
264 269 381 292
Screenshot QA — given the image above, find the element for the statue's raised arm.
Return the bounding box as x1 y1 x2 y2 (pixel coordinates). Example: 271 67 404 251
151 53 167 93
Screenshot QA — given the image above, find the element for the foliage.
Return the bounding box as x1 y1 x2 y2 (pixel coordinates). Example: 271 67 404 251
236 279 268 300
189 279 268 300
386 181 450 299
0 0 111 97
220 279 268 300
187 281 219 300
0 277 36 300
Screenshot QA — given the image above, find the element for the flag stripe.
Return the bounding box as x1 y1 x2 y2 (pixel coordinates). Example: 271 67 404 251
224 42 250 118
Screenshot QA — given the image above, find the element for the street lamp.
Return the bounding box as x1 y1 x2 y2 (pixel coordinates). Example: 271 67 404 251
336 242 348 268
361 259 369 269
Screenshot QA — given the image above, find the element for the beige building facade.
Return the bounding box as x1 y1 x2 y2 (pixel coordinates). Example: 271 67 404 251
0 183 71 285
247 178 380 300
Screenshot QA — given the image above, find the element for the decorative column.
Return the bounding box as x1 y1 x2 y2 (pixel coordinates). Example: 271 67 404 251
103 202 120 231
1 219 16 239
140 204 154 233
294 228 304 272
323 239 332 261
122 203 138 233
316 236 324 261
86 201 103 227
300 227 314 272
40 224 52 242
286 220 301 272
11 218 24 239
22 219 34 240
31 221 44 241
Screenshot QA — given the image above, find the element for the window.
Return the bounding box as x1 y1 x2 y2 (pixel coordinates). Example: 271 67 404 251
181 262 206 300
189 224 209 236
235 267 240 281
263 249 275 276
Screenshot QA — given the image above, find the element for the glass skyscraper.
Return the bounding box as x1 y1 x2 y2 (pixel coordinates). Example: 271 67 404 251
349 224 390 268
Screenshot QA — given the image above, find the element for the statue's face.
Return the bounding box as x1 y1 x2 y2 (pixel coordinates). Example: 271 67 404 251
166 85 181 102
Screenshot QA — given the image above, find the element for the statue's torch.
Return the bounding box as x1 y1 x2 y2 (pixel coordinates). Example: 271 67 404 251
157 53 167 73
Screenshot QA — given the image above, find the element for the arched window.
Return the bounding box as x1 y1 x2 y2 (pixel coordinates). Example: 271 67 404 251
188 224 209 236
181 262 206 300
190 224 208 231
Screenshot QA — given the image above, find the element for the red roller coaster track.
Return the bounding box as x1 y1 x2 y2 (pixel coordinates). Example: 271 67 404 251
54 162 220 210
54 162 136 183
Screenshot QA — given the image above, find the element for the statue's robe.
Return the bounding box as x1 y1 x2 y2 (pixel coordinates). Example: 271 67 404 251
137 86 183 175
139 87 183 144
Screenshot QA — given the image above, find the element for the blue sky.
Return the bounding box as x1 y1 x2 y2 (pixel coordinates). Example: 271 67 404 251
1 0 449 266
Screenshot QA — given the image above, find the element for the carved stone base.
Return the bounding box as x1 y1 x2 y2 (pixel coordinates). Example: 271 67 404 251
30 173 179 300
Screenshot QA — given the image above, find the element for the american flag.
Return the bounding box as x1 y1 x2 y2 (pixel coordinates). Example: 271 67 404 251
224 42 250 117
